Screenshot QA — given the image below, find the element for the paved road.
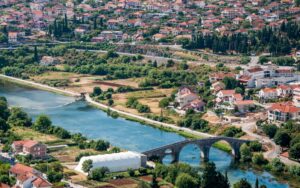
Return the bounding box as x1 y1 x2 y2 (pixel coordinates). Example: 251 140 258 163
233 119 300 166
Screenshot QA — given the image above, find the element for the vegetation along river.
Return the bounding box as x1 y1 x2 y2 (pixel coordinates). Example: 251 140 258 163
0 80 289 188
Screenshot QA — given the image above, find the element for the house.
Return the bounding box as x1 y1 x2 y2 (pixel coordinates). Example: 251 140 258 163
210 81 225 94
40 56 59 66
276 85 292 97
215 90 242 110
258 88 277 100
209 72 236 83
237 65 300 88
8 31 18 43
292 86 300 107
175 87 205 111
268 102 300 122
152 33 166 41
12 140 47 159
234 100 255 113
10 164 52 188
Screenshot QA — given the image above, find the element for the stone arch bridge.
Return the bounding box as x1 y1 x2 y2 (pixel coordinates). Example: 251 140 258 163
142 137 249 163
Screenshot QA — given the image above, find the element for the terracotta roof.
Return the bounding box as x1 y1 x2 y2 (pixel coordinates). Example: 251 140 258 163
262 88 277 93
0 183 10 188
32 177 52 188
269 102 300 113
248 67 263 73
10 164 34 176
13 140 38 148
219 90 236 95
235 100 254 105
238 75 252 82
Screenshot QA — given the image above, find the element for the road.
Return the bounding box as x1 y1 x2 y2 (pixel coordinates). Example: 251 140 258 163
233 119 300 166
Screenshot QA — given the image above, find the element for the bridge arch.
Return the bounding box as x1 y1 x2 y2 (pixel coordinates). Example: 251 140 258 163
177 143 202 164
142 137 249 164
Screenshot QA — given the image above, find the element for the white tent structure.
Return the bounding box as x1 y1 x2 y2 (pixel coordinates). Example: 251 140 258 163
75 151 147 173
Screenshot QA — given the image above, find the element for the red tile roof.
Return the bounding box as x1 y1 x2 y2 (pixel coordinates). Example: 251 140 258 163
10 164 35 176
269 102 300 113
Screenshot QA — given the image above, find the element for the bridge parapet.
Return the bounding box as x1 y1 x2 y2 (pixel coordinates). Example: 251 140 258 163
142 136 249 163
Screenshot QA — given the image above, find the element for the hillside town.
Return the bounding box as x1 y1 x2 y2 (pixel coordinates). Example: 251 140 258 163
0 0 300 45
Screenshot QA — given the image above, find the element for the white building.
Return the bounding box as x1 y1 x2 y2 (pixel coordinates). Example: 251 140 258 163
238 65 299 88
75 151 147 173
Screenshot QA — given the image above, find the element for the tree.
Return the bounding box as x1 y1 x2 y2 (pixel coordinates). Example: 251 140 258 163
33 115 52 133
252 153 268 165
82 159 93 173
0 99 10 120
127 168 135 177
274 130 291 147
240 143 252 162
34 46 38 62
151 174 159 188
92 87 102 96
108 99 114 106
289 143 300 160
93 140 109 151
249 141 262 152
296 0 300 6
166 60 175 67
0 118 9 132
159 98 170 108
7 107 32 127
223 77 239 89
88 167 109 181
270 158 285 173
201 162 230 188
262 124 278 138
233 179 251 188
47 171 63 183
175 173 198 188
255 178 259 188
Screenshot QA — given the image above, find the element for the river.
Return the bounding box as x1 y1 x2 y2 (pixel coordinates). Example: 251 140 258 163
0 81 289 188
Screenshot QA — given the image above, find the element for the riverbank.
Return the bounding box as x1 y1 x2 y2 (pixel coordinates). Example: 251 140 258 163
0 74 214 139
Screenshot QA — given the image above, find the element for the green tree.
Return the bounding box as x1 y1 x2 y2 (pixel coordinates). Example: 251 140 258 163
34 46 38 62
92 87 102 96
47 171 63 183
7 107 32 127
233 178 252 188
201 162 230 188
252 153 268 165
223 77 239 89
127 168 135 177
108 99 114 106
159 98 170 108
289 143 300 160
274 130 291 147
0 99 10 120
175 173 198 188
0 118 9 132
240 143 252 162
262 124 278 138
88 167 109 181
249 141 262 152
82 159 93 173
33 115 52 133
151 174 159 188
270 158 285 173
255 178 259 188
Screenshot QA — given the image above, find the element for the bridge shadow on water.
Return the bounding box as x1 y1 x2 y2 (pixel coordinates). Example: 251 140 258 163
162 143 236 172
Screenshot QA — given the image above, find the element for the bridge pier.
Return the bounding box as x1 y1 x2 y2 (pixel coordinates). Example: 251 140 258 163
232 143 241 160
200 145 210 162
171 152 180 163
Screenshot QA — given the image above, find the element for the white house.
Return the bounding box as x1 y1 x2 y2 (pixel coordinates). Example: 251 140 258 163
259 88 277 100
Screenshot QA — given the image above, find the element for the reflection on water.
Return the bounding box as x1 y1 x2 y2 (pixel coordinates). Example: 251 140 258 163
0 81 289 188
